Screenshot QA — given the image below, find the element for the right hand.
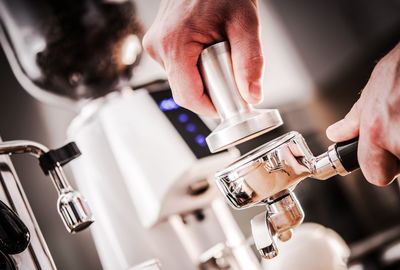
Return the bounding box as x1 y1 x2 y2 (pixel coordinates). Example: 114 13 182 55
327 43 400 186
143 0 264 117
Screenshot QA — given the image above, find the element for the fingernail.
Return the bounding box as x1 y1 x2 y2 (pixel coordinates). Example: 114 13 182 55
248 81 262 104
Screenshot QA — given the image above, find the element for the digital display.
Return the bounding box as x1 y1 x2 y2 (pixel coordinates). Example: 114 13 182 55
150 89 216 159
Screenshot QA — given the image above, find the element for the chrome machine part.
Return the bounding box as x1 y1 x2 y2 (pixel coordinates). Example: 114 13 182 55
0 150 57 269
0 140 94 233
215 131 359 259
251 190 304 259
198 42 283 153
215 131 359 209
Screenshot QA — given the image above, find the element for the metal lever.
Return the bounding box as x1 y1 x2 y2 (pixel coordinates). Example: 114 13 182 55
198 41 283 153
0 140 94 233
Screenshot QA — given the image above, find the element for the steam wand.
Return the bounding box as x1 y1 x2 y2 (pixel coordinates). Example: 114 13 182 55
0 140 94 233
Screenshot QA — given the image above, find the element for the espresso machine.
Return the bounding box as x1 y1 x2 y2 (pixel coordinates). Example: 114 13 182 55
197 41 360 260
0 0 262 268
0 0 356 268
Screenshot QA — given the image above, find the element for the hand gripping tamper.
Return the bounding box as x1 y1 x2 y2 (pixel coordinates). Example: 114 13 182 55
198 41 283 153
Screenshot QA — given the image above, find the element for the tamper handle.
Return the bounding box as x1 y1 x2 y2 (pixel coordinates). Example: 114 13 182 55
199 41 251 119
198 41 283 152
335 137 359 172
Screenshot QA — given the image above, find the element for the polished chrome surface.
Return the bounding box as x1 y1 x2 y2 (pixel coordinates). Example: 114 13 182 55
0 140 48 157
327 144 347 176
215 131 354 260
57 190 94 233
251 191 304 259
215 131 352 209
0 140 93 233
198 42 283 153
0 151 56 269
251 211 277 259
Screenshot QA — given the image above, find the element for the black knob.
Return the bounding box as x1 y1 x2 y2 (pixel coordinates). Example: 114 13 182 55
335 137 359 172
0 200 30 255
39 142 81 175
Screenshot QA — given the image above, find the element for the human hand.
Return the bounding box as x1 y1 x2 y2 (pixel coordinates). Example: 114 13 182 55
143 0 264 117
326 43 400 186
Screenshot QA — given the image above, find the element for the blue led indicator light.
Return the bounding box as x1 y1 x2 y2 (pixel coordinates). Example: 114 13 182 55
186 123 197 133
178 113 189 123
159 98 179 111
195 134 207 147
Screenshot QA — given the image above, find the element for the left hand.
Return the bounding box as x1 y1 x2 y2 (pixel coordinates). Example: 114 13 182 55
326 42 400 186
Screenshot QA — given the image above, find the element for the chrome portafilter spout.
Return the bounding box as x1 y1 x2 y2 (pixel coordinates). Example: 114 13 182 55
214 132 359 258
0 140 94 233
198 42 283 153
251 190 304 259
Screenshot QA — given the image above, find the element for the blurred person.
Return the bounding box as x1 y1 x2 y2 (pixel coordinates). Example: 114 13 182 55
143 0 400 186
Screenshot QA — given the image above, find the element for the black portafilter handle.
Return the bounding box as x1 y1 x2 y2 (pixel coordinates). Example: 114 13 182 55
334 137 359 173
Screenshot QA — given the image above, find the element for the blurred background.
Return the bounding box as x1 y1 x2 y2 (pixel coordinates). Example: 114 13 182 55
0 0 399 269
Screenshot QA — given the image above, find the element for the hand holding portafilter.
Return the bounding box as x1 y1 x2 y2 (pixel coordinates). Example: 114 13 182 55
198 42 360 259
215 132 359 258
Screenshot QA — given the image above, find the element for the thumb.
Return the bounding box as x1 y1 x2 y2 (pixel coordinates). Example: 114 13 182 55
226 10 264 104
326 99 361 142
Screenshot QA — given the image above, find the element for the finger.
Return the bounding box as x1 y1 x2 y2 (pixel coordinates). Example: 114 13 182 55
165 43 217 117
226 7 264 105
358 129 399 186
326 99 361 142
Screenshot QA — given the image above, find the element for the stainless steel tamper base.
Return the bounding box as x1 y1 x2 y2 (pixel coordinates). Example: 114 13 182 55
206 109 283 152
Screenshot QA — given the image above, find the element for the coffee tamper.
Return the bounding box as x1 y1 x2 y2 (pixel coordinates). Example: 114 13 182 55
198 41 283 153
199 42 360 259
0 141 94 233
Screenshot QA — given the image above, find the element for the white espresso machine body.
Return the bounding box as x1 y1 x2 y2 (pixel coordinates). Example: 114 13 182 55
67 87 245 270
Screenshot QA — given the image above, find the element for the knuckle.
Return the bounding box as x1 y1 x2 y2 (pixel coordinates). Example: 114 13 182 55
143 28 176 56
159 33 173 52
365 116 383 143
388 90 400 115
142 32 153 52
172 92 192 109
360 162 389 187
229 3 259 31
243 54 264 79
369 176 390 187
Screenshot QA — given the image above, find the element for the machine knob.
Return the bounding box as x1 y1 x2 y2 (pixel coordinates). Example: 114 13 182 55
198 41 283 153
0 200 30 254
